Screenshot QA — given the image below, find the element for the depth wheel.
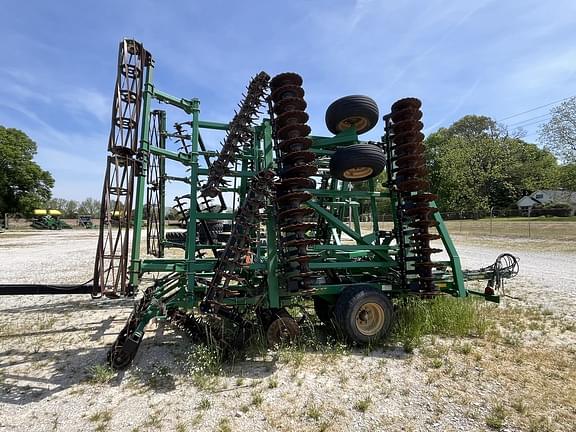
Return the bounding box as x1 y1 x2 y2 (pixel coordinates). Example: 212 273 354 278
335 285 393 344
329 143 386 182
266 316 300 346
325 95 379 135
108 345 134 370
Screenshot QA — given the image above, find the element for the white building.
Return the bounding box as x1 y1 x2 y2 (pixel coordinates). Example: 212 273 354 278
517 190 576 216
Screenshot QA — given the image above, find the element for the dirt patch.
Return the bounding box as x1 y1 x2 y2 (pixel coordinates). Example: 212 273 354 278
0 230 574 431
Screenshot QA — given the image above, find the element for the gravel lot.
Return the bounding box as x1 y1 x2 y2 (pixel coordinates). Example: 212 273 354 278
0 230 574 431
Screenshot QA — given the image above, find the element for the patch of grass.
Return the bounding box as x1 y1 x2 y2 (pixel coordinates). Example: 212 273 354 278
268 378 278 389
251 391 264 407
197 398 211 410
141 410 163 429
456 342 472 355
393 296 492 352
485 403 506 430
511 399 527 415
87 364 116 384
353 397 372 413
175 423 187 432
430 358 443 369
217 418 232 432
528 416 553 432
186 344 223 376
89 409 112 432
306 403 321 421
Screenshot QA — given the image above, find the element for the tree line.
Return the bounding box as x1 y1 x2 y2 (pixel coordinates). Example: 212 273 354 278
2 97 576 217
45 197 101 218
425 115 575 212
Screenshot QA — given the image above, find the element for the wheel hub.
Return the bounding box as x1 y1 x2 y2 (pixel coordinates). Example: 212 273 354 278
343 166 373 180
337 116 369 132
355 302 385 336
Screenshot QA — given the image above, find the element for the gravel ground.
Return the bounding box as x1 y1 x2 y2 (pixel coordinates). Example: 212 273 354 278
0 230 574 431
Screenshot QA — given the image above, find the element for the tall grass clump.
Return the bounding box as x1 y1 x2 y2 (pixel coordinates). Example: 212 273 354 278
393 296 492 352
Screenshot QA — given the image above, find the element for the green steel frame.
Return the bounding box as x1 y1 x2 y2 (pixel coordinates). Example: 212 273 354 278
117 62 508 334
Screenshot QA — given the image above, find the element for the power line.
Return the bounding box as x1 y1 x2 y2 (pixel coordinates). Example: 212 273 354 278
508 113 551 127
497 95 576 122
514 119 549 129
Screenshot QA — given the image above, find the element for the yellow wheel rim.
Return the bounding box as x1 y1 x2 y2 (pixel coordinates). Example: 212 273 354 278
337 116 369 132
343 166 373 180
355 302 385 336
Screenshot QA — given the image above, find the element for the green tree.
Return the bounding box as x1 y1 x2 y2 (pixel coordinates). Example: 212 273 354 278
425 115 559 211
538 97 576 163
0 126 54 214
78 198 101 217
556 163 576 191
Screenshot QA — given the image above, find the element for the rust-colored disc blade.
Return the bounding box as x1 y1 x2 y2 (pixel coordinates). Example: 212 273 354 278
413 247 443 255
410 220 437 228
396 165 427 177
278 137 313 153
277 123 311 140
410 233 441 241
276 110 309 129
286 255 312 265
276 177 316 193
404 205 438 217
284 238 318 247
396 154 425 167
271 84 305 103
391 97 422 112
270 72 303 90
404 192 438 203
274 97 307 115
282 150 315 165
277 191 313 205
390 107 423 123
281 222 317 233
392 130 425 145
278 207 315 221
392 119 424 134
415 261 442 269
397 178 430 192
394 142 425 155
281 164 317 179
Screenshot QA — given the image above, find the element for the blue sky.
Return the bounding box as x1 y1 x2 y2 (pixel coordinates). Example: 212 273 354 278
1 0 575 200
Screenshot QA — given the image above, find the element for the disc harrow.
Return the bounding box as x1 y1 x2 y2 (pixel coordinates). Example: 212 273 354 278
270 73 318 290
389 97 440 292
90 39 519 371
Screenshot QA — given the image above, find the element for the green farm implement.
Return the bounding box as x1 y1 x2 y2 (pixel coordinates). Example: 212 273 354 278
92 40 518 369
31 209 72 230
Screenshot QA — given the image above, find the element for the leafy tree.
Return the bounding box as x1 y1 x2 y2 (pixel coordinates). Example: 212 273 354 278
538 97 576 163
556 163 576 191
425 115 559 211
0 126 54 214
78 198 101 217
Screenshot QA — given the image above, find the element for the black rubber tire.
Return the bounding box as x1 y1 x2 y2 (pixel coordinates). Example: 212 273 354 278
198 220 224 243
325 95 379 135
329 143 386 182
313 297 335 325
166 231 187 248
334 285 393 344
